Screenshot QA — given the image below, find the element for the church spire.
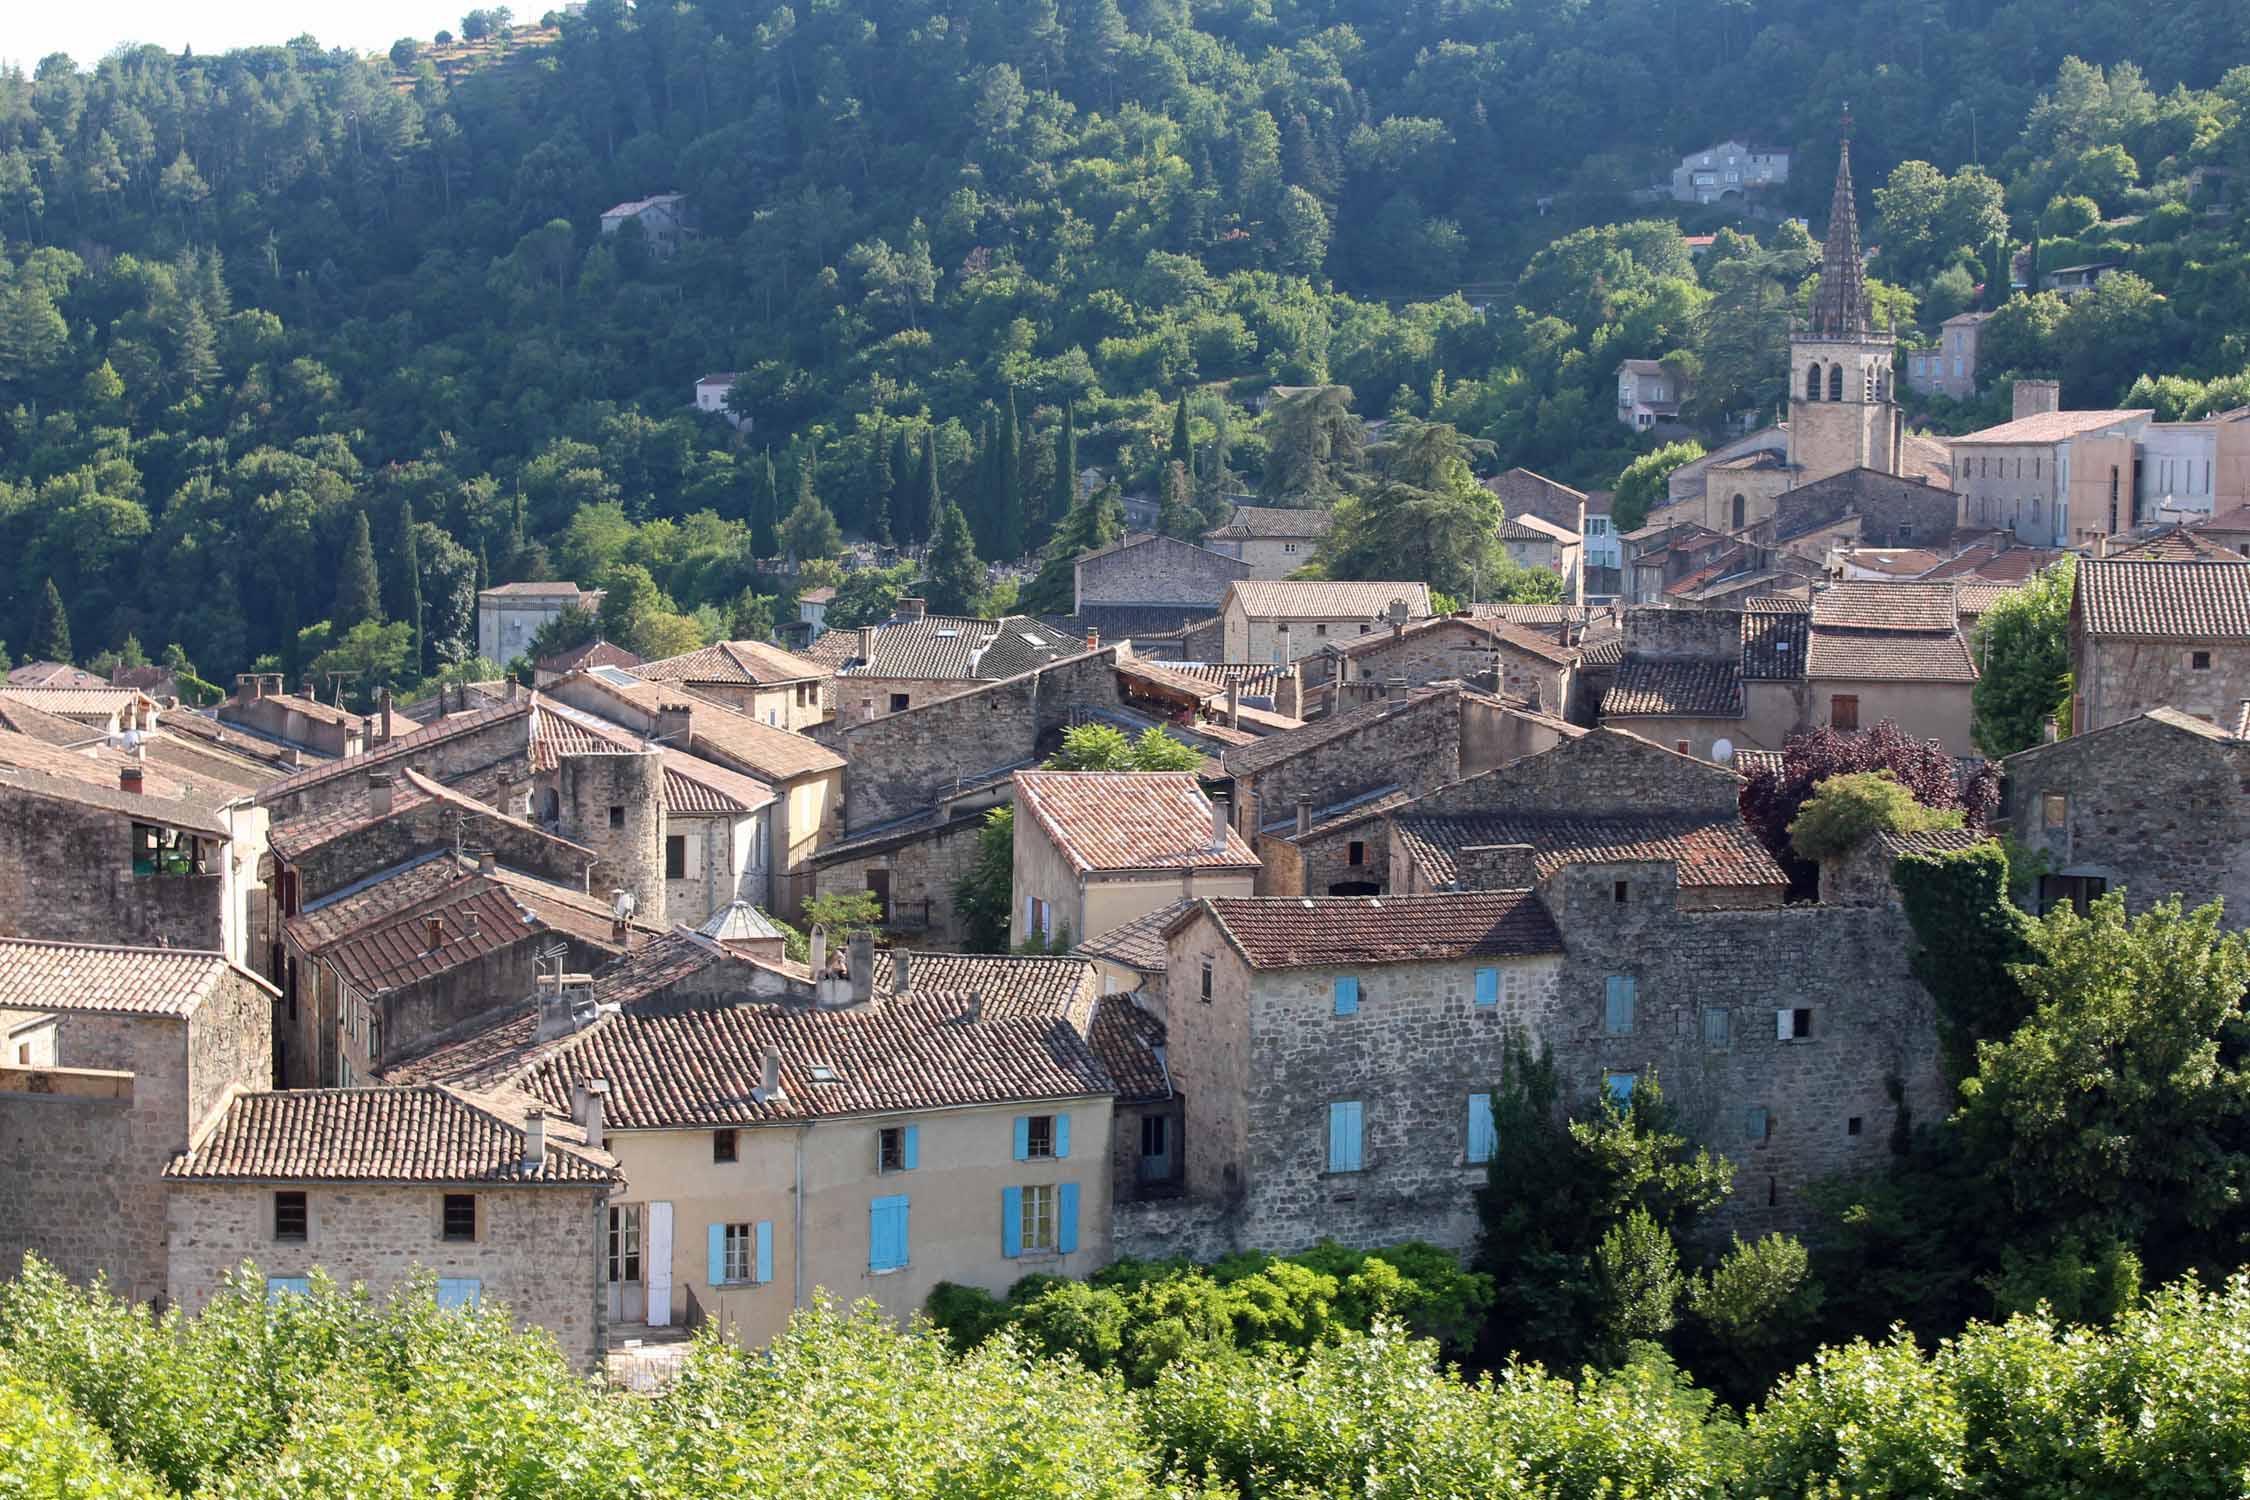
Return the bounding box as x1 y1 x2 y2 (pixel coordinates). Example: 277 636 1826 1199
1809 104 1872 339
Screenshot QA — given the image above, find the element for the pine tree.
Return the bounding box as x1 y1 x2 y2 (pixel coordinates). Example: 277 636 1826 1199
335 510 384 630
1169 390 1194 475
30 577 70 663
176 302 219 393
997 389 1025 560
1051 399 1078 524
920 428 943 547
923 499 984 615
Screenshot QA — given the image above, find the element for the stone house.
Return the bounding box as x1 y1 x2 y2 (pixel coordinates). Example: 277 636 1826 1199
164 1086 619 1370
1766 468 1962 557
0 685 159 737
1500 512 1583 599
1804 581 1978 754
2003 707 2250 917
2070 558 2250 734
694 372 746 428
1906 310 1991 400
807 763 1018 946
1949 390 2152 546
1302 615 1581 721
1671 139 1790 204
1220 581 1436 664
1616 359 1687 431
633 640 834 732
1202 505 1336 580
0 939 276 1305
387 932 1161 1351
806 598 1090 720
477 582 607 666
1011 771 1259 950
1484 468 1590 536
1599 604 1808 762
0 729 263 965
1072 532 1250 639
599 192 692 255
215 675 414 759
532 639 643 689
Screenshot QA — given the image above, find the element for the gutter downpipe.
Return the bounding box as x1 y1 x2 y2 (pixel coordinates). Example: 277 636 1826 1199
793 1123 808 1312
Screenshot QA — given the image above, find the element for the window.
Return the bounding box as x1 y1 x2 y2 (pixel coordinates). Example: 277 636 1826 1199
1015 1113 1067 1160
1002 1181 1078 1257
1704 1008 1731 1050
1315 622 1328 635
1466 1092 1497 1165
1604 1072 1637 1104
888 693 911 713
2194 651 2213 670
607 1205 641 1284
1604 975 1636 1035
266 1276 312 1302
1199 958 1214 1002
1612 879 1629 904
1828 364 1843 401
1847 1116 1864 1136
607 805 625 829
666 836 688 880
441 1193 478 1243
1474 967 1499 1009
2042 791 2068 828
1327 1100 1364 1172
1830 694 1860 731
436 1277 482 1312
868 1194 910 1271
1021 1183 1058 1252
1777 1007 1814 1040
1283 542 1297 554
1675 740 1690 755
1333 976 1360 1016
274 1191 307 1243
879 1124 919 1172
1745 1106 1769 1142
1139 1113 1169 1166
1347 840 1365 866
1805 362 1822 400
718 1221 772 1283
713 1128 738 1163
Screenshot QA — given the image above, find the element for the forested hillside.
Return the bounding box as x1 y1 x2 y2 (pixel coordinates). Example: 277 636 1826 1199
6 0 2250 687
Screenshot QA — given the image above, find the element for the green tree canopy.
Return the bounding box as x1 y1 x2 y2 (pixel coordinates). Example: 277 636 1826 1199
1971 557 2075 755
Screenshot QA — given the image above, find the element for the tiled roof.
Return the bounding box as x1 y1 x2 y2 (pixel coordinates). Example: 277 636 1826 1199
2106 526 2247 563
0 693 97 744
0 687 150 719
2076 558 2250 639
1074 899 1193 974
1090 996 1170 1101
481 581 596 598
1578 634 1626 667
0 752 233 836
323 885 550 994
537 639 642 674
1223 683 1488 777
807 614 1086 680
1013 771 1257 873
1811 581 1960 631
637 639 828 685
167 1087 615 1184
1228 580 1434 620
1742 610 1809 679
1204 505 1336 540
1163 662 1284 694
287 853 468 950
268 768 586 864
1115 657 1227 704
1602 660 1743 717
1329 614 1577 667
1950 408 2150 445
222 691 377 731
530 699 776 815
1955 581 2022 618
5 661 99 688
2196 504 2250 534
1840 548 1944 577
1805 629 1979 682
257 701 533 803
1393 812 1787 890
872 950 1096 1015
1182 892 1563 969
1875 827 1992 859
1732 748 1786 778
1919 541 2062 583
0 938 268 1017
549 673 843 781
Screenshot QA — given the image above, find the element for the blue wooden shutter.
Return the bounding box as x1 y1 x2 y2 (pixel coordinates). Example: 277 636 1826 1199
1054 1113 1070 1159
1605 976 1636 1034
902 1124 919 1170
436 1277 481 1311
1605 1072 1636 1104
1333 976 1359 1015
1058 1182 1081 1254
1745 1106 1768 1142
1327 1101 1363 1172
265 1276 311 1302
1467 1093 1497 1164
870 1195 910 1270
707 1222 727 1285
1012 1115 1030 1161
754 1220 774 1284
1001 1186 1024 1258
1475 968 1498 1008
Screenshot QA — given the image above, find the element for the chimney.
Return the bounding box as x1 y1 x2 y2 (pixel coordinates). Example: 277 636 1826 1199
1209 796 1231 854
610 909 630 945
963 989 984 1024
1278 622 1294 660
576 1078 609 1150
464 911 482 939
848 932 875 1005
893 949 911 995
1295 800 1312 837
1385 675 1409 707
522 1110 548 1172
1227 680 1242 729
895 596 927 621
656 702 694 743
760 1047 781 1097
235 673 261 704
378 687 395 744
1086 626 1100 650
1389 598 1410 638
425 914 446 950
2013 378 2062 421
507 676 520 702
367 772 394 817
2042 714 2060 743
857 625 876 664
809 926 828 975
119 755 145 798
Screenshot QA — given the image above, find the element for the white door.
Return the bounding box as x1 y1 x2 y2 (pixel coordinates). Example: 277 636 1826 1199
645 1200 674 1327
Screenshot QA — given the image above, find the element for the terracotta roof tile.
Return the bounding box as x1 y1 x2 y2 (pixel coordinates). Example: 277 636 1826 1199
1743 610 1809 679
807 614 1087 681
1951 409 2150 445
637 639 828 685
167 1087 615 1183
2077 558 2250 639
1602 660 1743 717
1204 505 1336 540
1805 628 1979 682
1811 581 1961 630
1183 892 1563 968
1090 995 1170 1101
0 749 233 836
537 639 642 674
0 687 151 720
0 938 269 1017
1014 771 1257 873
1074 899 1193 974
2106 526 2247 563
1393 812 1786 890
548 674 843 781
1228 580 1434 620
1330 615 1578 667
257 701 533 803
0 693 100 744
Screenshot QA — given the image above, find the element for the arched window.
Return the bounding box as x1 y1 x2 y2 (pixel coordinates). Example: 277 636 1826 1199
1877 366 1891 401
1805 362 1822 400
1732 493 1746 530
1828 364 1844 402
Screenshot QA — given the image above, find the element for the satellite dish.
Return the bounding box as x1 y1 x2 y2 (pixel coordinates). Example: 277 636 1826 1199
1711 738 1736 765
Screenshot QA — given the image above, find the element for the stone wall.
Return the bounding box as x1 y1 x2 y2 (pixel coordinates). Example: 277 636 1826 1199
810 813 989 948
1623 606 1742 663
1773 469 1960 549
188 968 278 1128
1314 623 1574 721
2076 638 2250 735
1236 691 1512 849
829 650 1122 832
557 751 667 926
2004 714 2250 917
1405 726 1744 821
260 713 533 824
165 1181 610 1370
0 790 225 951
290 797 592 903
1077 535 1248 609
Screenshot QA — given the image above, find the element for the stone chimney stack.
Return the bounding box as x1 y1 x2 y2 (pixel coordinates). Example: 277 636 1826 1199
378 687 395 744
1295 800 1313 837
119 756 145 797
1227 680 1242 729
367 772 395 817
1086 626 1100 650
809 926 828 975
2042 714 2060 743
522 1110 548 1172
1385 675 1409 707
656 702 694 743
848 932 875 1006
760 1047 781 1097
1209 796 1231 854
857 625 876 663
425 914 446 950
895 596 927 621
1278 622 1294 660
894 950 911 995
576 1078 608 1149
2013 378 2062 420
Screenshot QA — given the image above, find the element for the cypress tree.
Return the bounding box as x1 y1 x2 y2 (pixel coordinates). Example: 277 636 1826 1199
398 501 424 675
867 426 896 544
30 577 71 663
890 426 916 539
335 510 384 630
997 389 1025 560
924 500 983 615
1169 391 1193 475
475 539 490 599
920 428 942 546
1051 399 1078 524
751 448 780 557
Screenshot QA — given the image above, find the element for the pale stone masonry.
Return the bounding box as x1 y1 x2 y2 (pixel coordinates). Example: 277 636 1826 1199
2070 558 2250 734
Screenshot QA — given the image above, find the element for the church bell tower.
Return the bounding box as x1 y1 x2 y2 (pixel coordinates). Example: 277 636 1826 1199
1788 109 1903 485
